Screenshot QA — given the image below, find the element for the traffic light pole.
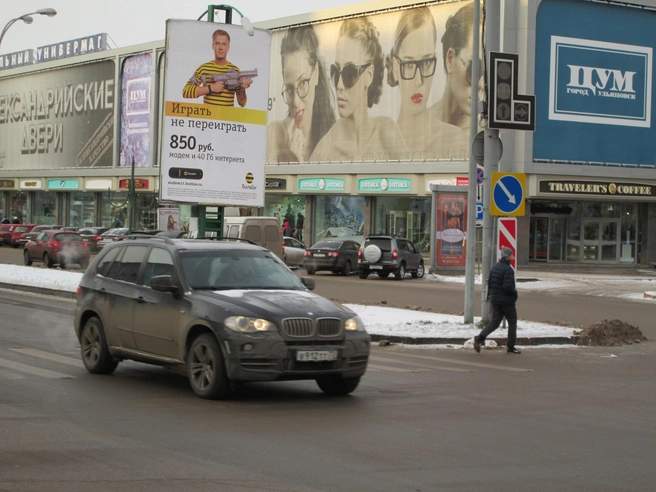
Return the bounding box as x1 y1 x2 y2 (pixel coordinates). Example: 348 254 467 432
481 0 501 324
464 0 481 324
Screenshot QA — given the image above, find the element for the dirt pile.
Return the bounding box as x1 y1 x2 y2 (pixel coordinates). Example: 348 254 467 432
576 319 647 346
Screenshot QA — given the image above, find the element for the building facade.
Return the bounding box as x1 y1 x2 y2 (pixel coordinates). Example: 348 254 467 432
1 0 655 265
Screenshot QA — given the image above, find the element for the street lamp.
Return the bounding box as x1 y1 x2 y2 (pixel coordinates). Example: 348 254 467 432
0 8 57 51
197 4 254 36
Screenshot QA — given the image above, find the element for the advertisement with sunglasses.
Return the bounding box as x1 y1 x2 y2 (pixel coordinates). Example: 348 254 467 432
266 1 482 165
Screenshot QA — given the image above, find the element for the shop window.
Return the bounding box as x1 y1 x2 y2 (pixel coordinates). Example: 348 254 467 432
313 196 364 247
373 196 430 253
31 191 56 225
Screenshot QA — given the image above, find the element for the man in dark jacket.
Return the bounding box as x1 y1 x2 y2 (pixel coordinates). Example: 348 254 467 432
474 247 521 354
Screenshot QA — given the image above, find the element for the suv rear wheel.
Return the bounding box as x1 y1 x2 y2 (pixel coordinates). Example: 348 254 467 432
316 376 361 396
23 250 32 266
188 334 232 400
395 263 405 280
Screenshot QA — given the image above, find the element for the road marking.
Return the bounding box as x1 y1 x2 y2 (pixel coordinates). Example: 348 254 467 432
367 363 418 373
0 367 24 379
10 348 84 368
370 355 475 373
379 350 533 372
0 357 76 379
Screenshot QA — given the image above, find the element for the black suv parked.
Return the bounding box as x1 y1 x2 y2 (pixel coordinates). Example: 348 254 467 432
358 236 425 280
74 236 370 399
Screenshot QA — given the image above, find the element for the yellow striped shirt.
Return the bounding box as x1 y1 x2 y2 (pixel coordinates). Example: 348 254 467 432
182 61 247 107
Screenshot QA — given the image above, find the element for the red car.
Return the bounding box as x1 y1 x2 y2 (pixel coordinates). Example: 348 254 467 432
9 224 38 248
0 224 15 246
23 230 90 269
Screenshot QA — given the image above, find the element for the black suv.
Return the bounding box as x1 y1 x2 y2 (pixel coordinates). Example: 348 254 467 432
74 236 370 399
358 236 425 280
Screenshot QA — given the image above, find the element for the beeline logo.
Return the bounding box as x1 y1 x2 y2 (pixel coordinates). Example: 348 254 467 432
566 65 636 95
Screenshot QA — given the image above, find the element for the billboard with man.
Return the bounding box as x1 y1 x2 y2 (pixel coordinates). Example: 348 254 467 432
160 20 271 206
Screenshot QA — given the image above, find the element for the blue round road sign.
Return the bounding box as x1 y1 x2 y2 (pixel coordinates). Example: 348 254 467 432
492 175 524 215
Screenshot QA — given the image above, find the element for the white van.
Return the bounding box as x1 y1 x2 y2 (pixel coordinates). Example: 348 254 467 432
223 216 283 259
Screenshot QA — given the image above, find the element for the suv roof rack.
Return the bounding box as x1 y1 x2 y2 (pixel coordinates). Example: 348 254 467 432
125 234 175 244
193 236 258 246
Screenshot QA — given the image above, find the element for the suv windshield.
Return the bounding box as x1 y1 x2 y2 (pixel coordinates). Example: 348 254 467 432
181 250 303 290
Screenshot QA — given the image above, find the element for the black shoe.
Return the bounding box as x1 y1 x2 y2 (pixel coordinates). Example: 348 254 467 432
507 347 522 354
474 336 481 353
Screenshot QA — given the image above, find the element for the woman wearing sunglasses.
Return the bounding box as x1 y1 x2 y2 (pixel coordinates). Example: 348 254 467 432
267 27 336 163
431 2 484 132
309 17 406 162
386 7 466 157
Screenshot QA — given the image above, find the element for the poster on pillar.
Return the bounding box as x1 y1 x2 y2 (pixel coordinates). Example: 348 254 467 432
160 19 271 206
436 193 467 267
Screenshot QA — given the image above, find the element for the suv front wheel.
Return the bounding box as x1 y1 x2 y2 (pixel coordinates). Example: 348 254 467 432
316 376 361 396
412 262 425 279
188 334 232 400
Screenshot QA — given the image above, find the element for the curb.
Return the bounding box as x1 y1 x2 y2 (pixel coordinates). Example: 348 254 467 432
0 282 76 299
370 334 578 346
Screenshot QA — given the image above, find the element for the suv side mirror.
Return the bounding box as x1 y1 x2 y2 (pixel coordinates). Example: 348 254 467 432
151 275 178 293
300 276 315 291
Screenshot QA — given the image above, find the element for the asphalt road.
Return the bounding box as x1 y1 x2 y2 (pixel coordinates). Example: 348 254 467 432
1 288 655 491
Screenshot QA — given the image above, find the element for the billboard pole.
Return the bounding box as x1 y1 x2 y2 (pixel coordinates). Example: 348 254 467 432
481 0 502 324
464 0 481 324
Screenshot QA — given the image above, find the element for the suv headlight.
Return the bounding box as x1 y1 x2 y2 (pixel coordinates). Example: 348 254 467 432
225 316 278 333
345 315 366 332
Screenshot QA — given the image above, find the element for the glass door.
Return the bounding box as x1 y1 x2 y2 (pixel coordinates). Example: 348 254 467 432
529 217 548 261
583 220 620 262
548 218 566 261
601 220 619 262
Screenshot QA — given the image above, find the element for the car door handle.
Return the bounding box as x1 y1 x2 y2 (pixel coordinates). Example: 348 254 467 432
136 296 146 304
99 288 106 295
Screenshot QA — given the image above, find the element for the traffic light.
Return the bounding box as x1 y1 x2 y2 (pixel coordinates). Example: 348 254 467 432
489 52 535 131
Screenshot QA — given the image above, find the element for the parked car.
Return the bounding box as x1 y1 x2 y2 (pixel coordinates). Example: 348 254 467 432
74 236 370 399
0 224 15 246
9 224 39 248
358 236 425 280
96 228 130 249
16 225 61 248
78 227 111 252
23 230 90 269
282 236 306 267
304 239 361 276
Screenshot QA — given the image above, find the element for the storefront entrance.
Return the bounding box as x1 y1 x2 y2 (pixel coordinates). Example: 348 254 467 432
582 219 620 262
529 216 566 262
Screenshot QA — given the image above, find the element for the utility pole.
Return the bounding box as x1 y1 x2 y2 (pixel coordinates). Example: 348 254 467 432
481 0 502 323
464 0 481 324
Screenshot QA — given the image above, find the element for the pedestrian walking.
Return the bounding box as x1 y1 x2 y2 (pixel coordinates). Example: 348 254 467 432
474 247 521 354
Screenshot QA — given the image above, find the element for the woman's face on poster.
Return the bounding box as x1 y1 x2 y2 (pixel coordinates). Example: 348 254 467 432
333 35 371 119
395 23 436 116
449 35 484 118
282 50 318 135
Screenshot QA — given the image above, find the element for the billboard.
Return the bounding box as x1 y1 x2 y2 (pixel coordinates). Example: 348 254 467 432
534 0 656 166
160 20 271 206
120 53 153 168
0 60 116 170
266 0 480 164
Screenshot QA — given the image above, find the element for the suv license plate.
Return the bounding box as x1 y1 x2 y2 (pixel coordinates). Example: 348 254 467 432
369 265 383 270
296 350 337 362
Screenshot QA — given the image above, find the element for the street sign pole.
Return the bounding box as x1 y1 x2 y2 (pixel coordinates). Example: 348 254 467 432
481 0 501 324
464 0 481 324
